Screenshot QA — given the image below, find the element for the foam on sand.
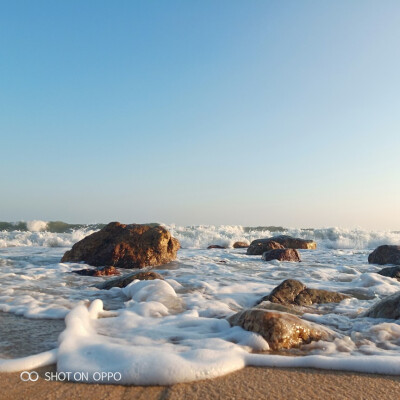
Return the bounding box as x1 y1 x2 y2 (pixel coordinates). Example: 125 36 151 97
0 349 57 372
56 298 254 385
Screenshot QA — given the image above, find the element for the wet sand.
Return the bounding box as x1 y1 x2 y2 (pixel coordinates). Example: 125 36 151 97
0 312 65 358
1 365 400 400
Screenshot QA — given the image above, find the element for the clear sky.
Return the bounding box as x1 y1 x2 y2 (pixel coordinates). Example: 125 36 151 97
1 0 399 229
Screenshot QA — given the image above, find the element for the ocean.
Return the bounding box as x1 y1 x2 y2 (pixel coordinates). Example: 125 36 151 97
0 221 400 384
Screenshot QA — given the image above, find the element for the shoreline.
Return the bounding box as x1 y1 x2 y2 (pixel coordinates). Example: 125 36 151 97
1 365 400 400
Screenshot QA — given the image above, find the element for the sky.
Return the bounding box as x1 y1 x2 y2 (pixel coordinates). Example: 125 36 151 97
1 0 399 229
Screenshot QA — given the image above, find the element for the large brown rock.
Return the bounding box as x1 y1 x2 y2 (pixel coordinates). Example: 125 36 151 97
262 249 301 262
368 245 400 265
364 292 400 319
61 222 180 269
98 271 164 290
228 309 328 350
247 240 284 255
377 266 400 281
259 279 349 306
270 235 317 249
247 235 316 255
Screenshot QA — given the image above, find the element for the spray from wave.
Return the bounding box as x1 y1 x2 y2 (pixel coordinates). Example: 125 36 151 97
165 224 400 250
0 221 399 249
0 220 105 233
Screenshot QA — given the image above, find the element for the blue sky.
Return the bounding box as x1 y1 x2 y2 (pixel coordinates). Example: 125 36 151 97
1 0 399 229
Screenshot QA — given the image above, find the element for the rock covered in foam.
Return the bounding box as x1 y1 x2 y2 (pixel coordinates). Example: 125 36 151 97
377 266 400 281
122 279 183 313
207 245 227 249
98 271 164 290
368 245 400 265
228 309 329 350
61 222 180 269
364 292 400 319
262 248 301 262
259 279 349 306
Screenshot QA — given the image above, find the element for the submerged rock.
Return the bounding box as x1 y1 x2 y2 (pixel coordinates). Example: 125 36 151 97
207 245 227 249
368 245 400 265
259 279 349 306
233 241 249 249
61 222 180 269
247 240 284 255
377 266 400 281
228 309 329 350
364 292 400 319
72 266 120 277
98 271 164 290
262 249 301 262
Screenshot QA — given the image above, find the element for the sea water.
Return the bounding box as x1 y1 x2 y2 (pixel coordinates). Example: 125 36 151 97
0 221 400 384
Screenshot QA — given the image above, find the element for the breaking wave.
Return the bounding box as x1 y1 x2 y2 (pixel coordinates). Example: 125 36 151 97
165 224 400 250
0 221 399 249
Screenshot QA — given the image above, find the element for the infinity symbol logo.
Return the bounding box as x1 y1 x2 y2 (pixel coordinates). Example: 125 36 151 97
20 371 39 382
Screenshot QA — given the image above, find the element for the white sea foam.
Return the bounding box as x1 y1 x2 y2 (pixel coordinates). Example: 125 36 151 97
0 228 96 248
0 224 399 250
0 349 57 372
56 293 400 384
26 220 48 232
164 225 400 250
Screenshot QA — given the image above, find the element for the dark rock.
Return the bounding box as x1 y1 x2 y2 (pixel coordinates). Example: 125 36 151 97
61 222 180 269
364 292 400 319
73 269 97 276
267 279 306 304
294 288 349 306
259 279 349 306
207 245 226 249
98 271 165 290
233 241 249 248
247 240 284 255
377 266 400 281
228 309 329 350
247 235 316 255
270 235 317 249
262 248 301 262
368 245 400 265
73 266 120 276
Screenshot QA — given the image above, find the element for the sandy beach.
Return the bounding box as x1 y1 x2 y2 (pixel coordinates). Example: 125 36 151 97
1 365 400 400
